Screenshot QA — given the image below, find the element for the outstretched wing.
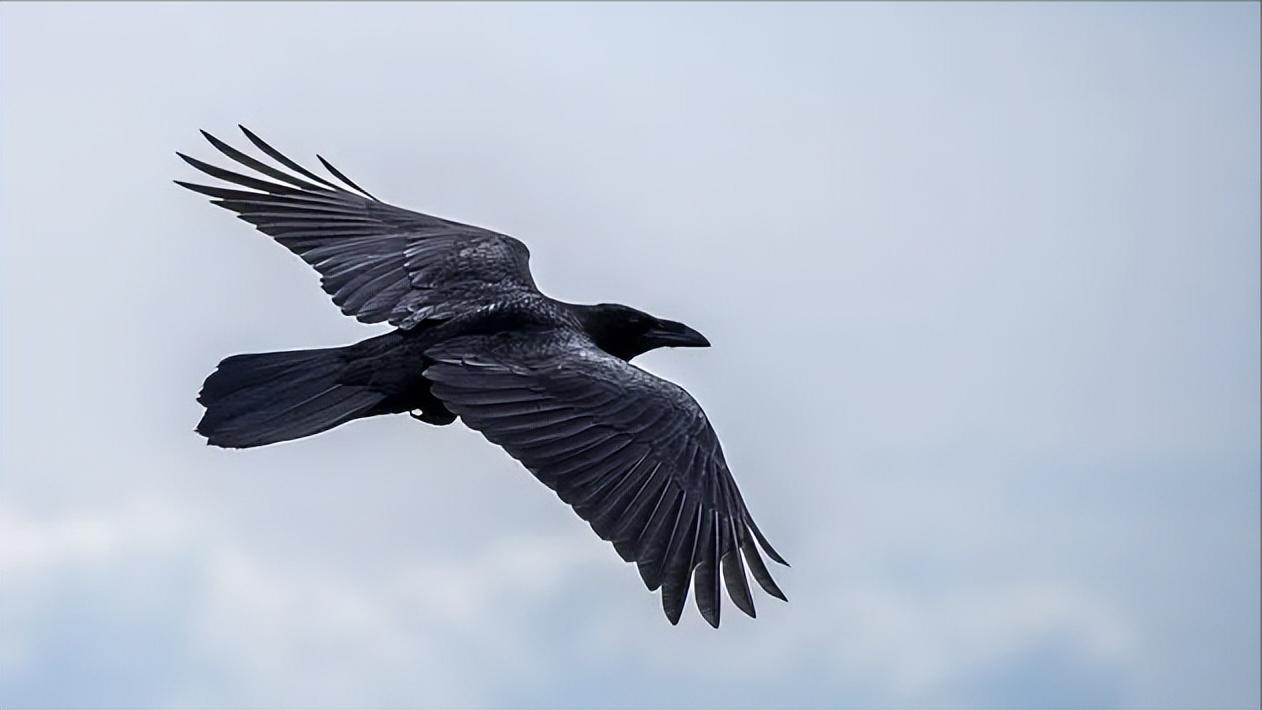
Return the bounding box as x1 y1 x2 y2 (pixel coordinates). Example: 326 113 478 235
176 126 537 328
424 330 788 627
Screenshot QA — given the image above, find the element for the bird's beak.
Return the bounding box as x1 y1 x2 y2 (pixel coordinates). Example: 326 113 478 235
646 319 711 348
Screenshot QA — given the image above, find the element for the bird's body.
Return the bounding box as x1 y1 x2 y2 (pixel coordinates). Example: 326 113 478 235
179 127 787 627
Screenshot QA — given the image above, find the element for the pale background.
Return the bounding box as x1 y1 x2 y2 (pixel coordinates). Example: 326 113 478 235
1 2 1258 708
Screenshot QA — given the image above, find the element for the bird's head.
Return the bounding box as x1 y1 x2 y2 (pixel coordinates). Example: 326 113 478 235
575 303 710 361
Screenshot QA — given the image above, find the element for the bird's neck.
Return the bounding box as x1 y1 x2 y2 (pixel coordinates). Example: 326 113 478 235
566 303 645 361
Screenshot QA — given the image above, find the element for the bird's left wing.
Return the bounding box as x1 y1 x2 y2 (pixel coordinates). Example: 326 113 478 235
424 329 787 627
176 126 538 328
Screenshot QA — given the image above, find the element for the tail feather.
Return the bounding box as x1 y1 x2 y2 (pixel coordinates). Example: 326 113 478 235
197 347 386 448
199 348 340 404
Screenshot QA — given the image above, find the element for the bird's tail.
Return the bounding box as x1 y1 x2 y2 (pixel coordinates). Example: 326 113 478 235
196 346 387 449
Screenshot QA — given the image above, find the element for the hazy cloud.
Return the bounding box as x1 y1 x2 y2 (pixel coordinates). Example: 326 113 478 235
2 2 1257 708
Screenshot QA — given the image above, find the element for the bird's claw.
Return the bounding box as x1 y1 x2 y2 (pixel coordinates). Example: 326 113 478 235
410 408 456 426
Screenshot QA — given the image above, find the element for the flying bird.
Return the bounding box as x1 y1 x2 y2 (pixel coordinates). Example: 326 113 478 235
177 127 787 627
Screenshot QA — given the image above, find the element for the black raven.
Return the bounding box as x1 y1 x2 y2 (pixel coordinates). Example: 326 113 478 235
177 127 787 627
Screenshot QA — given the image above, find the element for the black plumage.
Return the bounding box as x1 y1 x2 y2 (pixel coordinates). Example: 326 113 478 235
179 127 787 627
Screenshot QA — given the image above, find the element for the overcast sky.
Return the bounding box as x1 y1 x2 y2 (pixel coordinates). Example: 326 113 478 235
1 2 1258 708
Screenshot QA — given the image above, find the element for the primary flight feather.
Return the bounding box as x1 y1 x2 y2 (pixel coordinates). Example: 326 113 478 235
178 126 787 627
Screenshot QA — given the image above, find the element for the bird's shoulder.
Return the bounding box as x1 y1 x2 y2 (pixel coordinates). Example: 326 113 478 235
423 295 583 348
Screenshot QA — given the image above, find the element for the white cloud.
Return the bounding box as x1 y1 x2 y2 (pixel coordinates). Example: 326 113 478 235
1 1 1257 707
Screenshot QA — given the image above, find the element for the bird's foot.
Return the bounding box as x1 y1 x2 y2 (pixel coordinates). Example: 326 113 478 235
409 408 456 426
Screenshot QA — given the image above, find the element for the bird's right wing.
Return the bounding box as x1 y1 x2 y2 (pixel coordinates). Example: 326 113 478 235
424 329 787 627
176 127 537 328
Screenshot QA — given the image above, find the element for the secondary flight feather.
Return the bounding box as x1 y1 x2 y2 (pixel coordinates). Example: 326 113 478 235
177 126 787 627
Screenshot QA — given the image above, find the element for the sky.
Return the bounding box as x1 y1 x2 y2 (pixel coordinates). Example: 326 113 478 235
1 2 1258 708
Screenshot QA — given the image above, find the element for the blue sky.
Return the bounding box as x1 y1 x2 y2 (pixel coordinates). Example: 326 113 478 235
2 2 1258 708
